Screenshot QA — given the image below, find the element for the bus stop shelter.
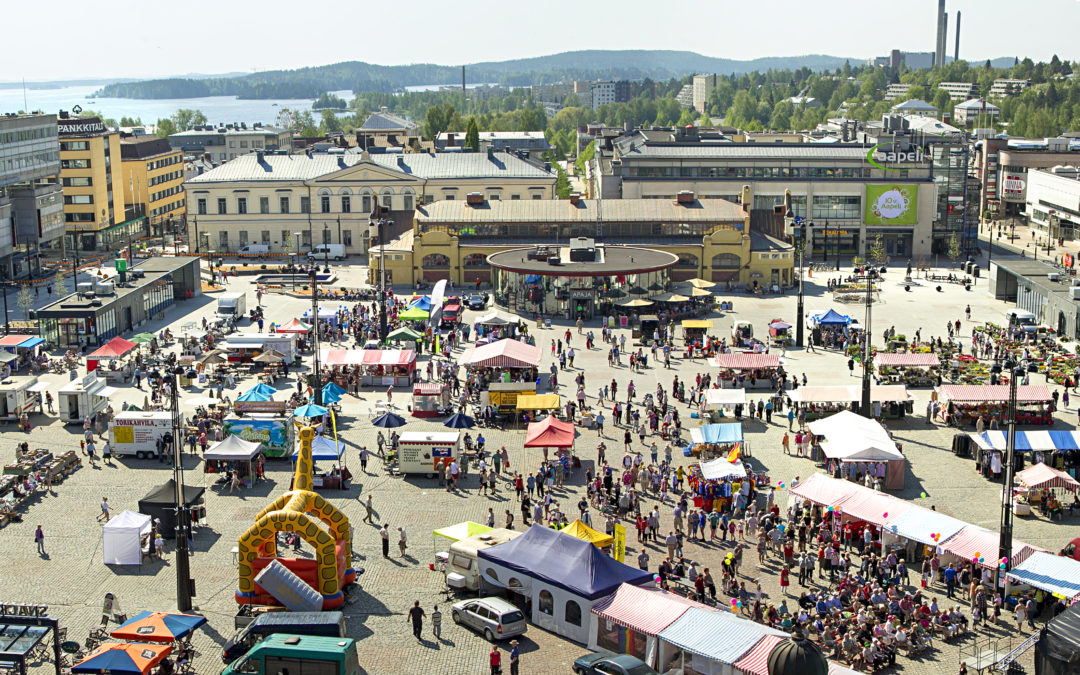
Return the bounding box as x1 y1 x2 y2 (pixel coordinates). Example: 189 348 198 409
0 613 61 675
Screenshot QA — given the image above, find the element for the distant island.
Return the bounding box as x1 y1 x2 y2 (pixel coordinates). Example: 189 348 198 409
92 50 859 100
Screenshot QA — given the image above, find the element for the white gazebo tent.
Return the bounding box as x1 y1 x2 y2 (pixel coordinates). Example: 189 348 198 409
204 434 264 488
102 510 152 565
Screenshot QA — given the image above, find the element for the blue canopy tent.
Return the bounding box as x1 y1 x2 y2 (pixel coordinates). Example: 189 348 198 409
477 525 653 643
293 403 328 418
816 309 852 326
245 383 277 397
408 296 433 311
969 430 1080 453
685 423 744 456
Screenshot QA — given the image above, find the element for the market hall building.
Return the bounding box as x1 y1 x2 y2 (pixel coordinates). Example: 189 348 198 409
35 256 201 349
388 191 794 291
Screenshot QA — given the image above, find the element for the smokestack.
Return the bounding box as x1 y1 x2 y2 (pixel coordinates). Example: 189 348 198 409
462 65 466 93
954 11 961 63
935 0 946 67
941 12 948 65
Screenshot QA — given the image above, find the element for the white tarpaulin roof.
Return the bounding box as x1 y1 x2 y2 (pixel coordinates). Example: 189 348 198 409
704 388 746 409
808 410 891 441
821 437 904 461
698 457 748 481
102 510 151 566
1006 551 1080 601
884 508 967 546
204 434 263 461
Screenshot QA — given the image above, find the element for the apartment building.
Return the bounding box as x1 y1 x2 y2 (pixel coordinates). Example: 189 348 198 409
952 98 1001 126
937 82 980 101
884 83 912 101
692 74 717 114
0 113 62 278
120 136 187 240
589 81 631 110
989 78 1030 99
168 123 292 163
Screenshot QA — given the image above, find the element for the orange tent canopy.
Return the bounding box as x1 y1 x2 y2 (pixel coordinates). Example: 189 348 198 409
524 416 575 448
72 642 172 674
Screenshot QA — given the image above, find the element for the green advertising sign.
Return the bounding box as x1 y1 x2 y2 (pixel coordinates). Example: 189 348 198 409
864 185 918 226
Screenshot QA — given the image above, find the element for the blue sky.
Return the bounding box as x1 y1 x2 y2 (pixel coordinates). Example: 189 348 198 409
5 0 1078 80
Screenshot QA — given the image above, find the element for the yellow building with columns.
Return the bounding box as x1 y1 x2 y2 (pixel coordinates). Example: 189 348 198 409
372 190 794 290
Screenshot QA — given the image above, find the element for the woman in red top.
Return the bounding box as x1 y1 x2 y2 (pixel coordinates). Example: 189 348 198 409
780 566 790 595
489 647 502 674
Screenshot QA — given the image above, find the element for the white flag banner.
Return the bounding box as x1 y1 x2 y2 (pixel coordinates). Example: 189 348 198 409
428 279 447 330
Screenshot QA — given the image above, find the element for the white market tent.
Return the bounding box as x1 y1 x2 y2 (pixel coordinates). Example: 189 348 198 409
102 510 152 566
698 457 748 481
1006 551 1080 601
808 410 890 440
704 388 746 410
204 434 263 462
810 411 906 489
820 437 904 462
882 507 967 547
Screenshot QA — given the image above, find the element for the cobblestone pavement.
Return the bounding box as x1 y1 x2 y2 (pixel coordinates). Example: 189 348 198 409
3 258 1068 674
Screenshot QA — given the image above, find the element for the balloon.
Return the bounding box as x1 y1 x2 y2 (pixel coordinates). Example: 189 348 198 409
974 552 981 558
999 563 1006 569
654 575 661 583
737 601 743 608
828 506 834 512
883 512 889 518
732 598 738 606
920 492 927 498
1001 557 1008 564
978 557 985 563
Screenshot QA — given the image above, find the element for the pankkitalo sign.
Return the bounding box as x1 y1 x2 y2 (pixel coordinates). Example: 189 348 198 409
864 185 919 226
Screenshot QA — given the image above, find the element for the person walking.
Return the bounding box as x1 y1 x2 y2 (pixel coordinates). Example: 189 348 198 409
362 495 374 524
489 646 502 675
407 601 425 640
35 525 45 555
98 497 110 522
380 524 390 558
431 605 442 640
398 527 408 557
359 447 369 473
509 640 520 675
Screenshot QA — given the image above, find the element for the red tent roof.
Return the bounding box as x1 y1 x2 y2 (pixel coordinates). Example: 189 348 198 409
712 353 781 370
876 353 941 368
88 336 138 359
591 584 707 636
276 318 311 333
461 338 542 369
935 384 1052 403
524 416 575 448
732 634 785 675
940 525 1044 570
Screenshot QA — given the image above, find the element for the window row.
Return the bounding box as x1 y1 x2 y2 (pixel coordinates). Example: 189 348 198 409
628 166 876 179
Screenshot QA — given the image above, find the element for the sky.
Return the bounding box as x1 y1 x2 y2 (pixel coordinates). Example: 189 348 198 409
4 0 1079 82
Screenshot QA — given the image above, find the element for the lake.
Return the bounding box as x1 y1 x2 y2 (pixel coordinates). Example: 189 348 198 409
0 85 356 126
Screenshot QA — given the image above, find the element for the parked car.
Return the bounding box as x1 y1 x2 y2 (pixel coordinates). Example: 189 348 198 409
450 597 527 641
572 653 658 675
467 293 488 310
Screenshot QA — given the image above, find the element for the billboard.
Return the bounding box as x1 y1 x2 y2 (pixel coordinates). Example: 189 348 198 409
864 185 919 226
223 416 292 458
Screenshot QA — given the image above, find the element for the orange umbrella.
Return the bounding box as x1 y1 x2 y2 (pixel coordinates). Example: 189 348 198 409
72 643 172 674
110 611 207 643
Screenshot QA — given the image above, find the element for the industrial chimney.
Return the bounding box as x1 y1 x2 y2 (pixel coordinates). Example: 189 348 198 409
954 11 961 63
462 65 466 93
934 0 946 67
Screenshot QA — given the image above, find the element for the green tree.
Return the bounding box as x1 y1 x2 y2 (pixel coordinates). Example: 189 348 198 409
319 108 342 135
554 162 571 199
118 116 142 127
52 270 70 297
154 118 177 138
946 233 962 262
170 109 207 132
464 118 480 152
16 286 33 319
575 141 596 176
868 235 887 265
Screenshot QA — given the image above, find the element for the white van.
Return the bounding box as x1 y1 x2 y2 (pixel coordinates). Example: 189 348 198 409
237 244 270 256
307 244 346 261
1005 309 1038 333
446 528 521 591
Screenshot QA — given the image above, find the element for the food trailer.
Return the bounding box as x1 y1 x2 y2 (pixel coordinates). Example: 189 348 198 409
412 382 451 417
220 333 298 364
397 430 461 477
633 315 661 344
732 320 754 348
483 381 537 414
681 320 712 353
57 373 115 425
109 411 174 459
0 376 48 421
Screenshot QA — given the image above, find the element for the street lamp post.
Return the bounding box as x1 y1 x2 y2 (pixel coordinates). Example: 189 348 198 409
323 226 331 273
310 268 322 405
374 219 388 343
168 367 194 612
2 281 9 336
193 217 200 254
994 356 1022 591
293 232 302 291
860 267 873 418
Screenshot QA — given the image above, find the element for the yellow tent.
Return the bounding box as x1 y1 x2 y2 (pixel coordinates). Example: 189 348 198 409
681 320 713 330
562 519 614 548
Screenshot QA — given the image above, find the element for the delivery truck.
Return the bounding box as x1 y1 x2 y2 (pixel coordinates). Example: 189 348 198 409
109 411 175 459
223 612 345 663
221 634 359 675
397 430 461 477
217 292 248 319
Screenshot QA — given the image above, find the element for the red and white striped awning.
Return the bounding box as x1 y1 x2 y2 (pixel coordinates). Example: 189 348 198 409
1017 462 1080 491
876 353 941 368
732 634 784 675
321 349 416 366
935 385 1052 403
413 382 444 395
461 338 542 369
712 353 781 370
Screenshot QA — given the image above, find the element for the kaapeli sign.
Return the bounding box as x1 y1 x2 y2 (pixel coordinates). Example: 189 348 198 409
866 143 927 171
865 185 918 226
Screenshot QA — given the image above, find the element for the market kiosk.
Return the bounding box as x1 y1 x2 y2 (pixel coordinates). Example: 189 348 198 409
0 376 48 421
220 333 298 364
291 436 348 490
57 373 116 425
935 384 1055 427
767 319 791 347
790 385 913 420
397 431 461 477
680 320 712 354
321 349 417 387
685 423 745 459
711 353 782 390
205 435 264 488
411 382 450 417
633 315 661 344
876 353 941 387
702 388 746 423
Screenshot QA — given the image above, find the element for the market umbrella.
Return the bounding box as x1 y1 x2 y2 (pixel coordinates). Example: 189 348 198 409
769 321 792 330
684 277 717 289
444 412 476 429
387 326 422 341
321 390 343 405
110 611 207 644
72 643 172 674
252 349 287 363
617 298 654 307
687 286 713 297
236 389 272 403
647 281 665 292
323 382 346 398
372 412 406 428
293 403 329 418
246 383 277 397
628 286 648 295
131 333 156 344
601 288 626 299
197 350 228 365
653 293 689 303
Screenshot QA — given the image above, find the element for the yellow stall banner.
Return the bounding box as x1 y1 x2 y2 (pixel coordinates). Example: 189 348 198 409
612 524 627 563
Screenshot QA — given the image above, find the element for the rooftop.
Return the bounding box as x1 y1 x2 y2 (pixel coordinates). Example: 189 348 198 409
169 124 286 138
487 245 678 276
993 257 1080 300
891 99 939 111
36 257 195 315
616 143 875 160
955 98 1001 112
187 150 554 183
437 131 548 141
416 197 747 225
120 137 177 160
359 111 418 131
